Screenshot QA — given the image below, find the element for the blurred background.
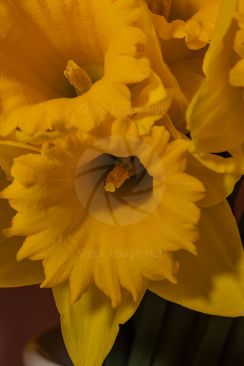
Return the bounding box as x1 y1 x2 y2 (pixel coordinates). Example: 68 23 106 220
0 287 59 366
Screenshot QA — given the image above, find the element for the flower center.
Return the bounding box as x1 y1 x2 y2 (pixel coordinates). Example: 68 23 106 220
74 133 167 226
104 159 136 193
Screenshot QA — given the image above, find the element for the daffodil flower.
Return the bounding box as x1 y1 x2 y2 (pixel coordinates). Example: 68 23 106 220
0 1 244 366
1 118 244 365
187 0 244 174
0 0 189 142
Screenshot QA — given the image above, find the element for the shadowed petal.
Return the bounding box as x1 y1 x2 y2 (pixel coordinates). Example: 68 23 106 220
149 201 244 316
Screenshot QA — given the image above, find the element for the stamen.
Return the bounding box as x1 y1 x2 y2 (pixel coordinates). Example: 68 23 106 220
104 161 136 193
64 60 92 96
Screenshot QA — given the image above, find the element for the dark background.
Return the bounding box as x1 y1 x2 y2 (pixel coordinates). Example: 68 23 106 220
0 287 59 366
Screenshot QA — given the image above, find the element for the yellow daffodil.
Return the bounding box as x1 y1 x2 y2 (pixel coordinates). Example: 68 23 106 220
0 122 205 303
0 0 189 142
0 0 149 136
0 1 244 366
1 118 244 365
187 0 244 174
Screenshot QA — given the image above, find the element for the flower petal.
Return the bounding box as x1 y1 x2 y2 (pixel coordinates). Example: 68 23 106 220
187 0 244 173
0 140 39 177
187 153 241 207
53 283 143 366
139 2 189 131
0 169 44 287
151 1 221 49
149 201 244 316
0 234 44 287
168 56 204 102
131 71 172 134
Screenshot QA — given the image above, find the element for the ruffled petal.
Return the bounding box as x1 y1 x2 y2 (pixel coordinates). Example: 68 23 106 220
53 283 143 366
149 201 244 316
0 140 39 178
0 169 43 287
151 1 221 49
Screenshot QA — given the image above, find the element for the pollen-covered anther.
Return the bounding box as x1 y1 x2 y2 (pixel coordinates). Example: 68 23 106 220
104 161 136 193
64 59 93 96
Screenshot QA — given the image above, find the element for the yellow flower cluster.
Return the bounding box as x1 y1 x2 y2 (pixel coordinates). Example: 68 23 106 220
0 1 243 365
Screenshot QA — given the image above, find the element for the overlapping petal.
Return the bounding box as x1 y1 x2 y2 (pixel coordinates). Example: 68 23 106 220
150 200 244 316
187 0 244 174
186 152 241 207
145 0 221 131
